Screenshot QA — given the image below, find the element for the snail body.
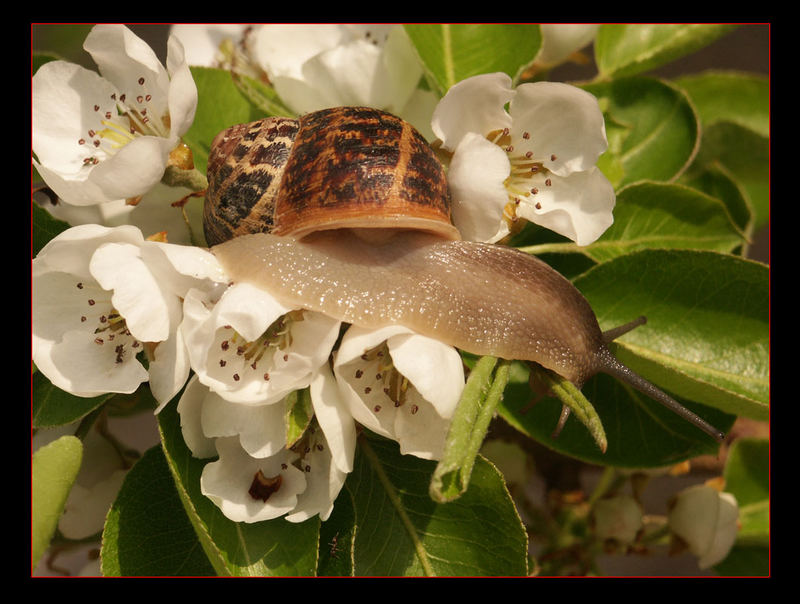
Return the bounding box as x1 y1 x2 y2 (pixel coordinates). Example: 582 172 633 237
205 106 724 442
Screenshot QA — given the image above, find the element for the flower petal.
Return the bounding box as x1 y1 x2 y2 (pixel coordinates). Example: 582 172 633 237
447 132 512 242
176 375 218 458
200 393 288 458
510 81 608 176
515 167 615 246
165 33 199 139
310 364 357 473
431 72 514 151
201 437 307 523
83 24 170 120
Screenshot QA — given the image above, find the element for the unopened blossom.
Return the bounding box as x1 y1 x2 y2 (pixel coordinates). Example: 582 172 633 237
178 368 355 523
593 495 644 545
32 24 198 207
432 72 615 245
32 224 228 407
334 324 465 460
533 24 600 70
668 483 739 569
181 282 341 405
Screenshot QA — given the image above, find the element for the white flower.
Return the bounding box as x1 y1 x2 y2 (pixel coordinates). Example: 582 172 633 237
668 484 740 569
181 282 341 405
169 23 251 68
250 24 422 116
432 72 615 245
534 24 599 70
32 224 228 408
178 367 355 523
32 24 198 207
333 324 465 460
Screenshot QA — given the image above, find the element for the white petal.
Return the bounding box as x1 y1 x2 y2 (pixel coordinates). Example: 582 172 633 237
200 394 287 458
535 24 599 68
510 82 608 176
251 24 348 79
447 132 512 243
86 135 174 200
169 24 249 66
516 167 616 246
44 329 149 395
165 34 199 138
310 364 357 473
201 437 307 523
431 72 514 151
285 435 347 523
83 24 170 119
176 375 218 458
148 327 191 411
89 242 172 343
387 333 464 420
32 61 119 173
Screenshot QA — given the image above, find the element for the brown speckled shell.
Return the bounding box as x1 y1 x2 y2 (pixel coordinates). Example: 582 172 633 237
203 107 459 246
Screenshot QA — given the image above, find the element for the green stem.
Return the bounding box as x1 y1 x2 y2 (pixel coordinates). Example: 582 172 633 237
359 434 437 577
161 165 208 192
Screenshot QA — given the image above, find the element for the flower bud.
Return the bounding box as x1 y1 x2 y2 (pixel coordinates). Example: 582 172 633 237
668 483 739 568
593 495 643 545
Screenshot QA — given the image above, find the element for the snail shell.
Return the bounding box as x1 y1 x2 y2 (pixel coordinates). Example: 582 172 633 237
203 106 459 246
204 106 724 442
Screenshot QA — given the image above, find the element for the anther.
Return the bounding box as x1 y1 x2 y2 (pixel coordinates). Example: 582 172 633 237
138 77 145 85
219 359 226 367
545 178 552 186
88 299 96 306
78 139 85 145
355 369 363 379
374 405 381 412
551 154 557 161
233 373 240 381
263 373 270 380
94 338 103 345
365 387 372 394
535 202 542 209
410 405 419 415
523 131 530 139
93 105 100 112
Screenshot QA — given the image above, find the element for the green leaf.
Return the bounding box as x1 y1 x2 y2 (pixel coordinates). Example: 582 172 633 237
32 435 83 571
581 181 745 262
498 361 732 468
584 77 699 187
101 446 216 577
680 162 754 237
430 357 511 502
595 24 738 79
404 24 542 95
32 371 115 429
157 399 320 576
346 432 528 576
32 202 71 258
575 250 769 419
690 122 769 230
723 437 769 545
285 388 314 448
182 66 270 175
317 484 357 576
675 71 769 139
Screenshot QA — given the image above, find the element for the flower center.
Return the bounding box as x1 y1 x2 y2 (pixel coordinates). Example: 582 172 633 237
486 127 555 226
216 310 305 383
78 75 171 167
75 281 141 365
351 343 419 415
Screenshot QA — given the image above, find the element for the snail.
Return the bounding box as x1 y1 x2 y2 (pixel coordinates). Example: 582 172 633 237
205 106 724 443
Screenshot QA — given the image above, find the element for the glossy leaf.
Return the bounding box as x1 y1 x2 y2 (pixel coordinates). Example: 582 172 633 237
583 181 745 262
723 437 769 544
157 399 320 576
344 432 528 576
585 77 699 187
101 446 216 577
675 71 769 138
595 24 738 79
575 250 769 419
690 122 770 230
32 435 83 571
498 361 733 468
404 23 542 95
